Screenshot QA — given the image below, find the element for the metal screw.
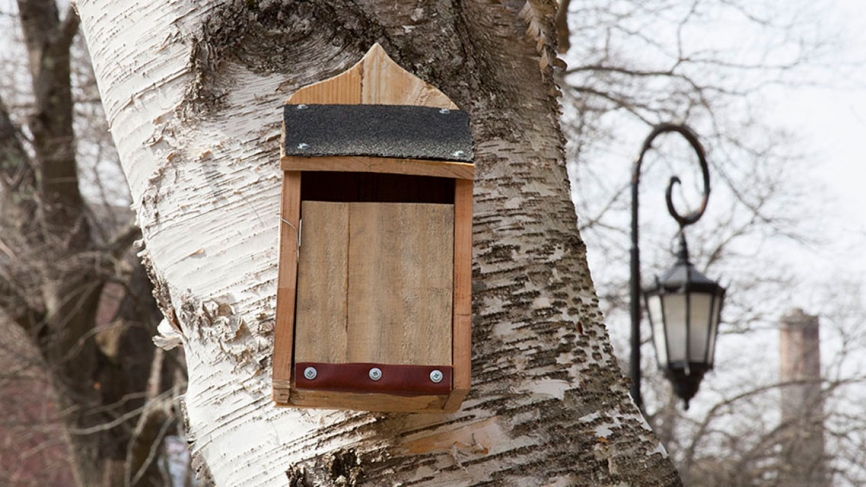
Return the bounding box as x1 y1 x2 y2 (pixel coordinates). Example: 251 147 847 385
429 370 443 383
297 104 308 110
303 367 317 380
297 143 309 150
452 150 466 158
369 367 383 381
439 108 450 114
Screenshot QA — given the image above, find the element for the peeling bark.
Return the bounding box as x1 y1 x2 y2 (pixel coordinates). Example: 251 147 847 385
76 0 681 485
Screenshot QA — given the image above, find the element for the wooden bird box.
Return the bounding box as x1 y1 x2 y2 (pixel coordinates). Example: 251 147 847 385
272 44 473 413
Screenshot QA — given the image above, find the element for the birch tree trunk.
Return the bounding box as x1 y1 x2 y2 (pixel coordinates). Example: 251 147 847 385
76 0 681 485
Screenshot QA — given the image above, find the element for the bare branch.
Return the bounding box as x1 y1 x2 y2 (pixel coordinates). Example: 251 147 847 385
555 0 572 53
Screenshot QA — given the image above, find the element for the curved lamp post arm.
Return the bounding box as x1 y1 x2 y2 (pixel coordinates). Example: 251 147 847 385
629 122 710 411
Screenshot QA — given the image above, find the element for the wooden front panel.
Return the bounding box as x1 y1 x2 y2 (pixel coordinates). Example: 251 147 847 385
294 201 453 368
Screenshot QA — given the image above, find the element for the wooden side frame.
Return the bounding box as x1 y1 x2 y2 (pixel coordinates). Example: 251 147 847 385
444 178 473 411
273 172 302 403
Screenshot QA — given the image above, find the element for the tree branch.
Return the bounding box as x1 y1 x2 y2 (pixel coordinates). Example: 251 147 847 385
0 95 35 193
555 0 571 53
108 225 142 261
58 5 79 51
18 0 88 248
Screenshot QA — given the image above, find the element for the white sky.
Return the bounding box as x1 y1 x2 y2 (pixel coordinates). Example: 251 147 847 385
766 0 866 302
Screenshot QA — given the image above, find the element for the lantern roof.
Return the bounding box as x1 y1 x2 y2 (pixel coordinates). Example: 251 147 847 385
645 234 725 296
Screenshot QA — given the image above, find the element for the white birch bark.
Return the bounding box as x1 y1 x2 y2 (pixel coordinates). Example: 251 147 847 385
75 0 680 485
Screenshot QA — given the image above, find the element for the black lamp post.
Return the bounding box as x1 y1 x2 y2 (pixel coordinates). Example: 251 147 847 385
629 123 726 411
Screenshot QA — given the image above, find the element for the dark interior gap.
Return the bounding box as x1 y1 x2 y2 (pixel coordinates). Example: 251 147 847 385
300 172 455 204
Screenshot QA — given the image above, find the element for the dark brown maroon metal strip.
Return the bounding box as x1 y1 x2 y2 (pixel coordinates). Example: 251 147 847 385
295 362 452 396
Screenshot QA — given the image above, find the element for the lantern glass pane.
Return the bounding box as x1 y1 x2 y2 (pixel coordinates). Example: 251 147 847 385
706 293 722 367
661 294 687 363
688 293 714 362
647 295 668 367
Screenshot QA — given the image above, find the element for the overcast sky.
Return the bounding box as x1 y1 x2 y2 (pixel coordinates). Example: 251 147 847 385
768 0 866 303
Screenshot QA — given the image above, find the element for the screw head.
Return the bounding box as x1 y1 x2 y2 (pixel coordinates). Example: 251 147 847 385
369 367 383 381
297 143 309 150
439 108 451 114
297 104 308 109
303 367 317 380
429 370 444 383
452 150 466 158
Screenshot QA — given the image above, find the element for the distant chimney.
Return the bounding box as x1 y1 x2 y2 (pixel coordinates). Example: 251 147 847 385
778 308 827 487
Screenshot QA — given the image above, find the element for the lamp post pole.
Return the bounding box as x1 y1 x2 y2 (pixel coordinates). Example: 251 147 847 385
629 123 710 412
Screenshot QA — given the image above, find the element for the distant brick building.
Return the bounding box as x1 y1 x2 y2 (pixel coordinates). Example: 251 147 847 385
0 327 75 486
0 281 126 486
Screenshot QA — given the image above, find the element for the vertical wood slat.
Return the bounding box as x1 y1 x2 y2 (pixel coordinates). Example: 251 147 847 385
346 203 453 366
273 172 302 400
294 202 349 363
445 178 473 411
286 66 361 106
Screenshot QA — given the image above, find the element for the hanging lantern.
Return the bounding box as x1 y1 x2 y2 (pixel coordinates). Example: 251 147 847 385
644 234 725 410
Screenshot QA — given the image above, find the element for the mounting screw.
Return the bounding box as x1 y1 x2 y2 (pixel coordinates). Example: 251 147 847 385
429 370 444 383
452 150 466 158
369 367 383 381
303 367 317 380
297 143 309 150
439 108 451 114
297 104 308 110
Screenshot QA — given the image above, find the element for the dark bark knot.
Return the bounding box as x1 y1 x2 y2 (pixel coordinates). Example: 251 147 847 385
287 448 365 487
185 0 381 117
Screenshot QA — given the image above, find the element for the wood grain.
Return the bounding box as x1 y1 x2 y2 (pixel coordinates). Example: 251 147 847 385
281 155 474 180
289 388 447 412
347 203 453 366
294 201 349 363
446 178 474 410
273 172 302 391
283 43 456 109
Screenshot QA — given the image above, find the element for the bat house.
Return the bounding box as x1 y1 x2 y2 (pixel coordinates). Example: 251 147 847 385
272 44 474 412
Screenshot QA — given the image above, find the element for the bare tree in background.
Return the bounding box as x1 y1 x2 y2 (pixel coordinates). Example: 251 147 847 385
555 1 866 485
0 1 184 485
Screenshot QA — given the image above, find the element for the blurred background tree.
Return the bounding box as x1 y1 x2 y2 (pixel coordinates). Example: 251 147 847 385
0 1 188 485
